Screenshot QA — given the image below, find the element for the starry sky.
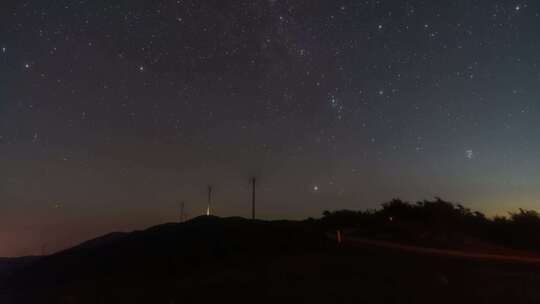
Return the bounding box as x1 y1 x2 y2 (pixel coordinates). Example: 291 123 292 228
1 0 540 256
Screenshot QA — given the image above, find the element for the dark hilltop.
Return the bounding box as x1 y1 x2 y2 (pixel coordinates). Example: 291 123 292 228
3 201 540 304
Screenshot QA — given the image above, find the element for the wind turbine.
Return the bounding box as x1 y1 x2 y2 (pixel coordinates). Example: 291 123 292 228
179 201 185 222
251 177 256 220
206 185 212 216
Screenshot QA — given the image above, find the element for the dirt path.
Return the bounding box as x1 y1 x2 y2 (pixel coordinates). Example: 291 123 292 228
331 234 540 265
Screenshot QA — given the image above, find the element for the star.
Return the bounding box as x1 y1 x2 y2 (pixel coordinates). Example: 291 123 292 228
32 132 38 143
330 95 337 106
313 185 319 191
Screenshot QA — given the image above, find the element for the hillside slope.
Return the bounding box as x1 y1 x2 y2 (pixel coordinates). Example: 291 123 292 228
3 216 540 304
3 216 325 303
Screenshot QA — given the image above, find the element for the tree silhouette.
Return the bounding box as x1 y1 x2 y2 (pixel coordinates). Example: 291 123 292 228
321 197 540 251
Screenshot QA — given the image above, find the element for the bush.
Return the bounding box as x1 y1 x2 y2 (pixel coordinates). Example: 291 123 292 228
320 198 540 251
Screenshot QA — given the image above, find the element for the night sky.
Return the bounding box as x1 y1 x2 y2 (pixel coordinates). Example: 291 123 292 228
1 1 540 257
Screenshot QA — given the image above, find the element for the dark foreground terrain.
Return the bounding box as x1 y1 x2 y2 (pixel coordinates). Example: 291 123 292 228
2 216 540 304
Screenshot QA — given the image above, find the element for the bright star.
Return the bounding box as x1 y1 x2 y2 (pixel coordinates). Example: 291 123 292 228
330 95 337 106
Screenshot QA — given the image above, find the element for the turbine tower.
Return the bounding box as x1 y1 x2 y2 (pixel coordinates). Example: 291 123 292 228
206 185 212 216
251 177 256 219
180 201 185 222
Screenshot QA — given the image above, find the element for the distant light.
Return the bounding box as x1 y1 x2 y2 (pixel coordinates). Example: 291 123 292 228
313 185 319 191
138 66 145 72
24 63 30 69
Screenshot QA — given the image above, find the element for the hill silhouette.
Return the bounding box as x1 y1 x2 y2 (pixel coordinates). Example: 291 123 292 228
3 208 540 303
2 216 326 303
0 256 40 284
